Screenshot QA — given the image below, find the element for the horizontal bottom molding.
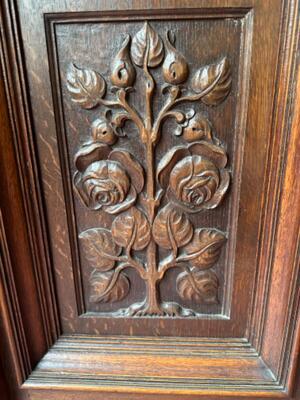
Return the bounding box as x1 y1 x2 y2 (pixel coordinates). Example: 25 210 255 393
23 335 285 398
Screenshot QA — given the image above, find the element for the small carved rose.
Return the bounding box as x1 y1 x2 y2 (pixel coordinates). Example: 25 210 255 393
170 155 220 209
157 141 230 213
75 160 131 211
182 113 213 143
74 143 144 214
91 117 117 145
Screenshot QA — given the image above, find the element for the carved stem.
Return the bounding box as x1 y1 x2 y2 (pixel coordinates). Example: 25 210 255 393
117 89 145 132
143 27 155 132
145 275 161 314
98 92 144 133
152 70 225 137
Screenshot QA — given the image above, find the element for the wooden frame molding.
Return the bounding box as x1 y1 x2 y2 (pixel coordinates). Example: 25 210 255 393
0 1 299 399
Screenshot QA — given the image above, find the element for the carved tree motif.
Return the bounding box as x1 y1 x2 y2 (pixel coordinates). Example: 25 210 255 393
66 22 231 317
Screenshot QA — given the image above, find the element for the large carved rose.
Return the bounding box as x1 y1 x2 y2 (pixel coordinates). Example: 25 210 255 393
74 142 144 214
157 141 230 212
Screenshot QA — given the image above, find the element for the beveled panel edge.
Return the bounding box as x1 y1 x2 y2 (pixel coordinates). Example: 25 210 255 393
44 6 252 23
0 0 60 349
246 0 300 394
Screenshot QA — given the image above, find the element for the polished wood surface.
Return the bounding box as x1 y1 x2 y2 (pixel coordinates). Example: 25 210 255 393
0 1 299 399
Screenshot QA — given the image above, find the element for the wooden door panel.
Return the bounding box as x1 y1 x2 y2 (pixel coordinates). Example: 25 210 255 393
0 1 299 399
42 10 252 337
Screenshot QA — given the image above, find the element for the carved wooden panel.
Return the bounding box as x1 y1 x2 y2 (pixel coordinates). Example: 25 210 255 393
2 1 300 399
46 17 245 327
16 7 256 336
65 22 231 317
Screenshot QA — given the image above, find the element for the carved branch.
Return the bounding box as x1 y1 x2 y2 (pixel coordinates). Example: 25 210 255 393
125 223 147 279
152 65 227 137
98 89 144 133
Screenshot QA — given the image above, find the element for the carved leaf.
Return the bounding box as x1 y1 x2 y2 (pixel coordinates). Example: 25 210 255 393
178 228 226 269
176 270 219 304
152 204 193 250
191 58 231 106
131 22 164 68
90 270 129 303
67 64 106 109
111 207 150 250
79 228 121 271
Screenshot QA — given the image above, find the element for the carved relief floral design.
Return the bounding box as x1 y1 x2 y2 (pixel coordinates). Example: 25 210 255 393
74 143 144 213
157 140 230 212
67 22 232 316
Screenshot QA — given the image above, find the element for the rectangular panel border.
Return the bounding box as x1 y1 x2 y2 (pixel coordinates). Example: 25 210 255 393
44 7 253 325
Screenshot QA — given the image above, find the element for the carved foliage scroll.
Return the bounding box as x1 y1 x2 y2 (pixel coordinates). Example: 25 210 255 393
66 22 232 317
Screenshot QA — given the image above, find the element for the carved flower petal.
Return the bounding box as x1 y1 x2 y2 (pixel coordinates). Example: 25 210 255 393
104 185 137 215
109 149 144 193
74 170 102 210
74 142 111 172
157 146 189 189
201 169 230 209
188 141 228 168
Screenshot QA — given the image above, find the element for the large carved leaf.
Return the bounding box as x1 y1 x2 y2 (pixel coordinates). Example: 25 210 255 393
111 207 150 250
152 204 193 250
178 228 226 269
131 22 164 68
191 58 231 106
67 64 106 109
90 270 129 303
79 228 121 271
176 270 218 304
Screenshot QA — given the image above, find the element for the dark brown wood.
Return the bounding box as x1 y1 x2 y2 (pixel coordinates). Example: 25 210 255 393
0 0 299 399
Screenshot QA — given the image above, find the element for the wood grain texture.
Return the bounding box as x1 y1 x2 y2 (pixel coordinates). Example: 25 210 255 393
40 3 250 336
0 0 299 399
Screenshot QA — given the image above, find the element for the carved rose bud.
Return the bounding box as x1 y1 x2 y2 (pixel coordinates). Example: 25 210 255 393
91 117 117 145
162 31 188 85
74 144 144 214
183 113 213 143
111 35 136 88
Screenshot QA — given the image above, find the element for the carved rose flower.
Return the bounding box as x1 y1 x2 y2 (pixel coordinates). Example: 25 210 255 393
73 143 144 214
157 141 230 212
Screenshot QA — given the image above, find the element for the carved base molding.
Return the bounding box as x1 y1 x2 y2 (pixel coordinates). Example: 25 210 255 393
23 335 283 398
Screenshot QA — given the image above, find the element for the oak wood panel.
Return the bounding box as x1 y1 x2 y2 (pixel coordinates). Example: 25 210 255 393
0 1 299 400
16 0 276 339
